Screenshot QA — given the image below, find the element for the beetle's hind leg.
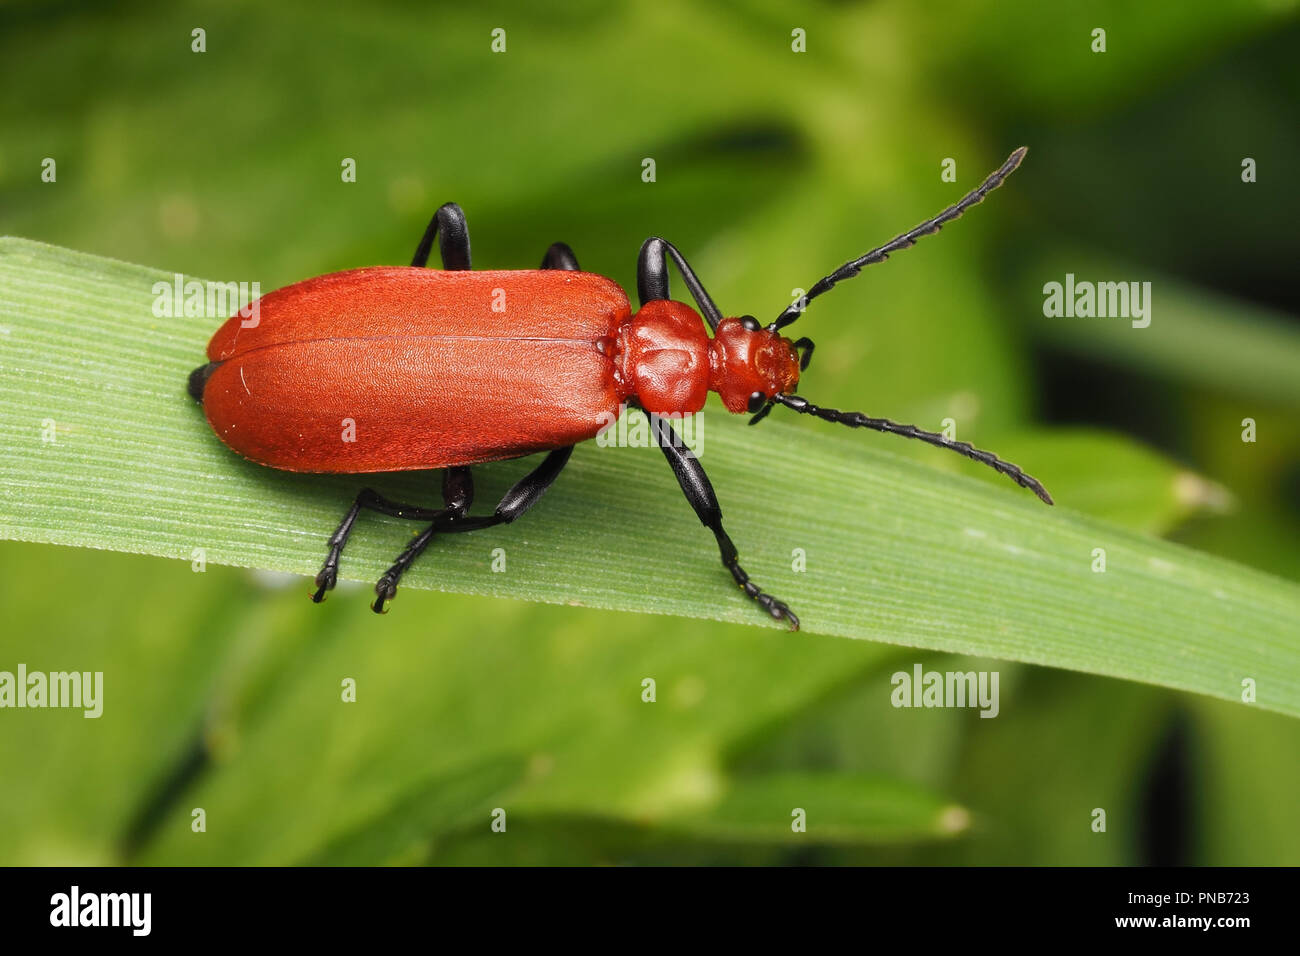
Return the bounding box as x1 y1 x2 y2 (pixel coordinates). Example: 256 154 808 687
311 472 471 604
370 467 474 613
411 202 471 270
372 446 573 609
541 242 580 271
312 489 443 603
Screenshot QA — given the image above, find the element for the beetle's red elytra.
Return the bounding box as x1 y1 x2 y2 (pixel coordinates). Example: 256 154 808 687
195 271 800 473
189 147 1050 627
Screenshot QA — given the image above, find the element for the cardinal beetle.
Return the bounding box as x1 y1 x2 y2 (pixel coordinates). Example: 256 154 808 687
188 147 1051 628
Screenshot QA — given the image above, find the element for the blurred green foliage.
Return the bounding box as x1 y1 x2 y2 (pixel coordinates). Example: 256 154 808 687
0 0 1296 864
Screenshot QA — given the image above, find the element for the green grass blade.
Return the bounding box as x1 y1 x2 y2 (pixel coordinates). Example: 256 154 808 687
1 239 1297 716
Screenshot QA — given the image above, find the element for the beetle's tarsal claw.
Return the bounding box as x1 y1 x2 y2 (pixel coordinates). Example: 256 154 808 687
770 601 799 631
372 577 397 614
312 568 336 603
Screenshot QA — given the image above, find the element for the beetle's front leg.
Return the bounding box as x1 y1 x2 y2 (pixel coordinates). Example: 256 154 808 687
650 413 799 630
635 237 724 331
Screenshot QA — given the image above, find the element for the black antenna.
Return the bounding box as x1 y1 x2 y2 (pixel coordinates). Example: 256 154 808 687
770 393 1054 504
769 147 1028 332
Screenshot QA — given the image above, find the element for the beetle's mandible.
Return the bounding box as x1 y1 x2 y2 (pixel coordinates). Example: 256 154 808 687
188 147 1050 628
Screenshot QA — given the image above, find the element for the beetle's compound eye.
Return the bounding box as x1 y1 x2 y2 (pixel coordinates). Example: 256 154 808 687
740 315 760 332
747 391 767 414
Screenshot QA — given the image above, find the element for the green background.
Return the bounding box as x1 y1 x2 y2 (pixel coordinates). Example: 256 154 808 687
0 0 1296 864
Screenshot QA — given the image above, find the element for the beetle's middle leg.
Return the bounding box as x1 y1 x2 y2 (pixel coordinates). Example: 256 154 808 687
636 237 724 331
432 446 575 539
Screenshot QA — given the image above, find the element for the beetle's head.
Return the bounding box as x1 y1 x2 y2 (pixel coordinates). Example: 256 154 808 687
708 315 811 416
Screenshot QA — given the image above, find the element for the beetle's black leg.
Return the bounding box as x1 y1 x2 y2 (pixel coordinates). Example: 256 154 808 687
432 446 574 535
411 202 472 270
371 467 474 613
541 241 580 271
312 487 451 603
635 237 724 331
649 414 798 630
317 445 575 609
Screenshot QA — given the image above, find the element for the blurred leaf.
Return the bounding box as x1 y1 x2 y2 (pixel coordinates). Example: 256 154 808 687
304 756 527 866
729 650 978 791
984 429 1228 536
0 544 235 865
0 544 901 865
1 239 1298 719
909 0 1291 117
727 659 1177 864
930 671 1174 865
1191 695 1300 865
1023 251 1300 407
317 771 960 864
664 771 965 845
131 582 904 865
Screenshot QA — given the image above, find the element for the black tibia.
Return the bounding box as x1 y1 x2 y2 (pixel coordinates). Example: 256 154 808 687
770 147 1028 332
312 472 471 608
368 446 575 610
411 202 472 270
314 447 578 613
635 237 724 331
772 393 1054 505
792 337 814 371
650 414 799 630
430 446 575 535
371 467 474 613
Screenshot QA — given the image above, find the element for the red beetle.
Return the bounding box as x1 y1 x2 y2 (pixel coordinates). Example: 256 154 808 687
189 148 1049 627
